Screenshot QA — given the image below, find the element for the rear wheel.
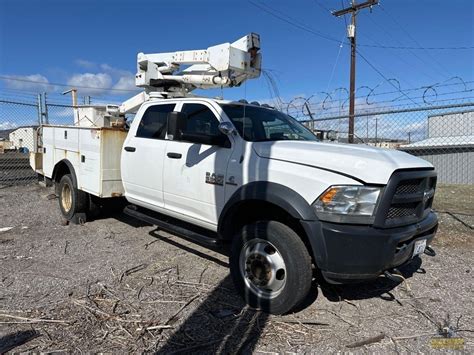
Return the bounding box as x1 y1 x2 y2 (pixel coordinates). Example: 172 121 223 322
230 221 313 314
58 174 89 223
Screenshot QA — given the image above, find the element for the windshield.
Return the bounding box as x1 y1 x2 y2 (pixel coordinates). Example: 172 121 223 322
220 104 318 142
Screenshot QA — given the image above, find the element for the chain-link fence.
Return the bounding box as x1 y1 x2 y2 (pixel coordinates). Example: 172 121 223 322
0 90 473 186
297 102 474 184
0 92 76 186
0 97 41 186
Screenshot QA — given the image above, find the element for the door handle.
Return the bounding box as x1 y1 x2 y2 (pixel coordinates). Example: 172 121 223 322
167 152 182 159
124 146 136 152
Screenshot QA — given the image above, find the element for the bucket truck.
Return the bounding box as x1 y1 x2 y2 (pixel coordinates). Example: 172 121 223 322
30 33 438 314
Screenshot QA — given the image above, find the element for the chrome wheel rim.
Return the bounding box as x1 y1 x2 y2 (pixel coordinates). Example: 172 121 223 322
239 239 287 299
61 183 72 212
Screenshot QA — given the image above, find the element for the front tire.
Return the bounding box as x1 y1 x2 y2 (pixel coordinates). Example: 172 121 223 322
230 221 313 315
58 174 89 223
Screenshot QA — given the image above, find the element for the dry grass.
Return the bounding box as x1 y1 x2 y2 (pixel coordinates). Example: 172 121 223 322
0 184 473 353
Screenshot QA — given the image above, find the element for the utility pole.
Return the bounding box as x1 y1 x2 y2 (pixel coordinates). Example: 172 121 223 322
333 0 378 143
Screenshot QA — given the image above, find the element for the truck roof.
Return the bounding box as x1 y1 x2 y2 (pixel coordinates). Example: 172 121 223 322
147 96 275 109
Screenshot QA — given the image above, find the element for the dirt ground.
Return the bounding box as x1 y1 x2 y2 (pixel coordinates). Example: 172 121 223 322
0 184 473 353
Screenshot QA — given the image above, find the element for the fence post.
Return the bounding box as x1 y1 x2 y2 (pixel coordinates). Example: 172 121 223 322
43 92 49 124
37 93 43 124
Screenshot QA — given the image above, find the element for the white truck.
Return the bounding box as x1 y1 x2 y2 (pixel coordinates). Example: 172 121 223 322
30 34 438 314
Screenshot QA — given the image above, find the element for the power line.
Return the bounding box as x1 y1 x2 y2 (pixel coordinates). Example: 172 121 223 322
313 0 333 13
325 35 346 92
355 48 420 106
248 1 342 44
378 4 454 78
0 75 140 93
1 73 470 107
358 43 474 50
248 1 474 51
359 12 443 81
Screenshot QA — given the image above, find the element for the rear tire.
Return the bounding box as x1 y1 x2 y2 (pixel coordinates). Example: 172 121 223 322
230 221 313 315
58 174 89 223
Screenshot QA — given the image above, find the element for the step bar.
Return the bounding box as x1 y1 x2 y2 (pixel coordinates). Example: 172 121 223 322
123 205 221 247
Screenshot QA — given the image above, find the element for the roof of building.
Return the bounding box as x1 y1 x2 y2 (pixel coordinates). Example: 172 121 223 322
428 109 474 118
400 135 474 150
8 125 39 134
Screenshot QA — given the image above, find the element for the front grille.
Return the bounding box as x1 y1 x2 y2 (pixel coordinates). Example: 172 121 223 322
395 179 422 195
375 169 437 228
386 204 417 219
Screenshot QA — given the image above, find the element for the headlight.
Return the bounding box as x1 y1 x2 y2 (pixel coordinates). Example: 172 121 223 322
312 185 381 224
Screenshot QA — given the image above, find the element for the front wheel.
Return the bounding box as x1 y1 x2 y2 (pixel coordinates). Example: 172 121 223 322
230 221 313 315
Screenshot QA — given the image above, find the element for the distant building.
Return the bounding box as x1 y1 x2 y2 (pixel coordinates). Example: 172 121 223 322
367 139 407 150
8 126 38 152
0 139 13 154
336 136 408 149
400 110 473 184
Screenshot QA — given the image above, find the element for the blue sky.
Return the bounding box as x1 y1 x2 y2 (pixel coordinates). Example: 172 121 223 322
0 0 473 105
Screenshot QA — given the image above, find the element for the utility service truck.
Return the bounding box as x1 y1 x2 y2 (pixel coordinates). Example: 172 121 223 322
30 34 438 314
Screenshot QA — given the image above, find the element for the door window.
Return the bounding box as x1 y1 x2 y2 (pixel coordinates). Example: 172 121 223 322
181 103 229 147
136 104 175 139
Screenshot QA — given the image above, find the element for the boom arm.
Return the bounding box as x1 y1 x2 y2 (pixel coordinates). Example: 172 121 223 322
116 33 262 115
135 33 261 91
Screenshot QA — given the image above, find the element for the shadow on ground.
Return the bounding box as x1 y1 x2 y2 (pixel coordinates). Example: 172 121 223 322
319 257 423 303
154 275 269 354
149 228 229 267
0 330 39 353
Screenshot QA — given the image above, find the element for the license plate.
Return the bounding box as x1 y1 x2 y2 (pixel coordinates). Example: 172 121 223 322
413 239 427 258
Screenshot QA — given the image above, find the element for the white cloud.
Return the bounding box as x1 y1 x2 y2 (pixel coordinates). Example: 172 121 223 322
75 59 97 69
112 75 137 91
4 74 54 92
0 122 18 130
67 73 113 95
66 62 138 95
100 63 132 78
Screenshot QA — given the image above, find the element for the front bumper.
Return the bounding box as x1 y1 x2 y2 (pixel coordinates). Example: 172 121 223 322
301 211 438 284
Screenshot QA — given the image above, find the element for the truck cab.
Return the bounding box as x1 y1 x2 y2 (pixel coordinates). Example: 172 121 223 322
120 97 438 314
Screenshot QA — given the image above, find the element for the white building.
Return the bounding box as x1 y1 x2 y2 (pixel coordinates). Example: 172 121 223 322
400 111 473 184
8 126 38 152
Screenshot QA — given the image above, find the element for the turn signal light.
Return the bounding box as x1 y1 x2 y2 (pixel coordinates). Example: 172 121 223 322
320 187 339 204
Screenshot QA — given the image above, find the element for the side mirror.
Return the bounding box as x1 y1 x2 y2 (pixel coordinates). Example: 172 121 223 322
167 111 187 140
218 122 236 136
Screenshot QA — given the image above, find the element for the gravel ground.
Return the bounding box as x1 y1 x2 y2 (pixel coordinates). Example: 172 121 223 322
0 184 473 353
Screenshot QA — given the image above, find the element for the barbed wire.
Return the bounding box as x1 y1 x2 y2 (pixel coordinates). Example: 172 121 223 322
279 76 474 119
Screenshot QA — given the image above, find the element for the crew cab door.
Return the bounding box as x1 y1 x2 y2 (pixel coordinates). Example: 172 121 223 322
121 103 176 207
163 102 233 225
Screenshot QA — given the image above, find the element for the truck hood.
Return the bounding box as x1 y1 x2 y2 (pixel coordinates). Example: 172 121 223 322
252 141 433 184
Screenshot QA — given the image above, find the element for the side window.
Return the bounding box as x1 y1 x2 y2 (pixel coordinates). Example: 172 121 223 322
136 104 175 139
180 103 230 147
181 104 221 137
